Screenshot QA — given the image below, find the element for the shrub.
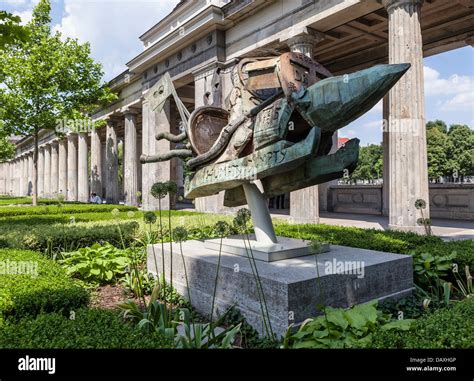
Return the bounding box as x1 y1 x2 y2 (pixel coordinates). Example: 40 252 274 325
0 221 139 252
0 308 171 349
0 249 89 321
274 223 442 254
371 298 474 348
0 204 137 218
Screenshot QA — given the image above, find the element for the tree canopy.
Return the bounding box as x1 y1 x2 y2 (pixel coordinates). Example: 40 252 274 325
346 121 473 183
0 0 116 204
0 10 29 50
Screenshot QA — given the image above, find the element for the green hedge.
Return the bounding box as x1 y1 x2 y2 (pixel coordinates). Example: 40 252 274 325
414 240 474 271
275 223 473 271
0 221 139 252
0 308 171 348
0 196 84 206
371 298 474 348
274 223 443 253
0 204 137 218
0 249 89 321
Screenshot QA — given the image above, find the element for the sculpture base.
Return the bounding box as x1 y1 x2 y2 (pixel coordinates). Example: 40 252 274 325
147 241 413 337
204 235 330 262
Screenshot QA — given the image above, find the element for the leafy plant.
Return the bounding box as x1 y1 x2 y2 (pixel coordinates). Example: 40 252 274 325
282 301 413 349
452 265 473 299
175 308 241 349
121 269 156 298
58 243 131 285
413 252 456 287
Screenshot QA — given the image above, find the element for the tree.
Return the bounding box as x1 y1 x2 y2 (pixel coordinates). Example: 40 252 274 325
447 124 474 180
0 136 15 162
349 144 383 184
0 0 115 205
426 125 448 181
426 119 447 134
0 11 28 50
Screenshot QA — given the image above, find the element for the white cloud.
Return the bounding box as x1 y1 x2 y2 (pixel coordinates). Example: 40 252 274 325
53 0 180 80
441 92 474 112
12 9 33 24
424 66 474 96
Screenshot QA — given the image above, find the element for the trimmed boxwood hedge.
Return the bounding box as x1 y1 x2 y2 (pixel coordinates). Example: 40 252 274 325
0 221 139 252
0 308 171 348
274 223 473 271
0 249 89 321
371 298 474 348
0 204 137 218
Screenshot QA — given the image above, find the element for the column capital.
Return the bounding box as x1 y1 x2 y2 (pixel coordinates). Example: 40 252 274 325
192 61 226 81
123 107 140 116
381 0 423 13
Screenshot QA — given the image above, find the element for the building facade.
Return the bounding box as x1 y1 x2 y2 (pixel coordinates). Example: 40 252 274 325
1 0 473 231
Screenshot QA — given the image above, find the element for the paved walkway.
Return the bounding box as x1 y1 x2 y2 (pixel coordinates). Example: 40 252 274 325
270 211 474 241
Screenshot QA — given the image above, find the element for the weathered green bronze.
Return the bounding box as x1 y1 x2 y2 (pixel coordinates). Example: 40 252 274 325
141 53 409 229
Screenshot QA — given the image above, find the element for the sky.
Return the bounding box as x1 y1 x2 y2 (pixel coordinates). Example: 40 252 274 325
3 0 474 146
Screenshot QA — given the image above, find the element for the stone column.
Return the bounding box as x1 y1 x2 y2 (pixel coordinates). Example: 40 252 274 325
50 142 59 198
22 156 28 196
141 99 171 210
67 134 78 201
90 128 103 197
18 157 24 196
382 95 390 216
124 110 139 206
287 33 323 224
105 119 119 204
383 0 429 232
43 144 51 198
193 65 225 213
6 161 13 195
38 147 45 198
28 153 33 196
0 163 4 195
58 139 68 197
77 132 89 202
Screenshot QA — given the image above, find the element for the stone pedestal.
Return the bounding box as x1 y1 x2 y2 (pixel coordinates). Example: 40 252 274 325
383 0 430 232
148 241 413 337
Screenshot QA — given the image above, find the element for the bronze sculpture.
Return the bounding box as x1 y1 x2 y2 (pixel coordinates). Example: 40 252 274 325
141 52 409 248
